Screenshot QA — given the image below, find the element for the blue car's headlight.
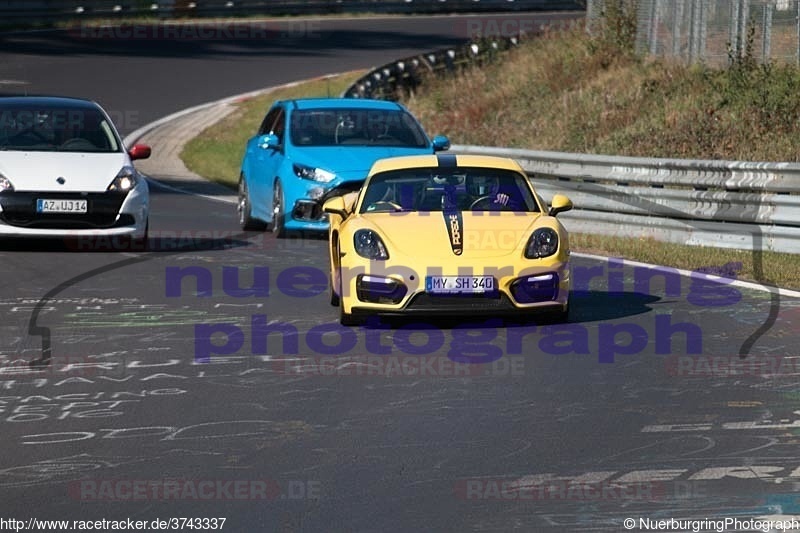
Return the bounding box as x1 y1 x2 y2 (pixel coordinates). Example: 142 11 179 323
293 163 336 183
354 229 389 260
525 228 559 259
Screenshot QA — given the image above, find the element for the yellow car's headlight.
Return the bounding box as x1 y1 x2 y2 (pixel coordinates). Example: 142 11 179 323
525 228 559 259
354 229 389 260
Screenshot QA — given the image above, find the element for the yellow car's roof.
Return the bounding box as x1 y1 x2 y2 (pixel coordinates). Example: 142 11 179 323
368 154 525 176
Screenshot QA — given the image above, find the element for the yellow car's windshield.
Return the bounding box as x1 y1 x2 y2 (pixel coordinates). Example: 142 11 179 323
360 167 539 214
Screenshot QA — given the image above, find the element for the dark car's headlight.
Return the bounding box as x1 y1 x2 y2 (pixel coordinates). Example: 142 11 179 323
107 166 138 192
0 172 14 192
525 228 559 259
293 163 336 183
354 229 389 260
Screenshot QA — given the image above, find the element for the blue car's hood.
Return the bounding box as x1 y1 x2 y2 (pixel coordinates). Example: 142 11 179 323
291 146 432 180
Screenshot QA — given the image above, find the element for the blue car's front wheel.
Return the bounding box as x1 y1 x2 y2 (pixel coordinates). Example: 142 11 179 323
238 175 266 231
271 179 286 238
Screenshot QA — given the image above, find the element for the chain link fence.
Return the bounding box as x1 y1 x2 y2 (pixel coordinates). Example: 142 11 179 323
588 0 800 65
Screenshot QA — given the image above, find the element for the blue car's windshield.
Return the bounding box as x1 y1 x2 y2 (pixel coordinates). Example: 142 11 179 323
290 108 429 148
0 104 121 153
360 168 540 214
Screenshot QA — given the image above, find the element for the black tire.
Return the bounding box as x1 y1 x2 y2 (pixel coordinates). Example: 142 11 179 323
329 274 340 306
238 175 266 231
546 306 569 324
340 305 362 326
337 260 361 325
329 239 341 306
130 221 149 252
542 294 570 324
271 179 286 238
112 222 148 252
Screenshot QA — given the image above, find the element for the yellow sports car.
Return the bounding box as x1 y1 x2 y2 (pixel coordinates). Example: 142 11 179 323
323 154 573 326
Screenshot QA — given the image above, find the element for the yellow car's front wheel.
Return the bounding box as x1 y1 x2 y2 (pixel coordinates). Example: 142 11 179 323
329 274 340 307
340 304 361 327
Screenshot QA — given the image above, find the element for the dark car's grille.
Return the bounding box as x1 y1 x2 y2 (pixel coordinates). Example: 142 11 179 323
0 191 131 229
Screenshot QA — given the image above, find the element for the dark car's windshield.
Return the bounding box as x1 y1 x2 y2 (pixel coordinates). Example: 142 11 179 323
290 108 429 148
0 104 121 152
359 167 539 214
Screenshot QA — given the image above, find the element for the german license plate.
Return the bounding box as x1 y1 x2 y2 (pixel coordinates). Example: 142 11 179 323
36 199 87 213
426 276 495 294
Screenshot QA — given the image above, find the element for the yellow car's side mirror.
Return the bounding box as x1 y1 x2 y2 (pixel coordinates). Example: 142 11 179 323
323 196 348 218
549 194 573 217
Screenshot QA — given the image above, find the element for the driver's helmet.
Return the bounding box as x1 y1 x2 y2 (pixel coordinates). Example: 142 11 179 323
466 174 499 197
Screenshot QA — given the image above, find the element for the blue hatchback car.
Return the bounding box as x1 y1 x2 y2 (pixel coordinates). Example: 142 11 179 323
238 98 449 236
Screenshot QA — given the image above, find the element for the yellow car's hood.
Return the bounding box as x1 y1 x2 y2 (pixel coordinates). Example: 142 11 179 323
364 211 544 260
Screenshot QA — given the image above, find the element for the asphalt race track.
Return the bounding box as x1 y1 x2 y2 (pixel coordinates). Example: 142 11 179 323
2 13 800 533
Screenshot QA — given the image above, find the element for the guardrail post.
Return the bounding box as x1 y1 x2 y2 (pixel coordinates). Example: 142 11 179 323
763 1 773 62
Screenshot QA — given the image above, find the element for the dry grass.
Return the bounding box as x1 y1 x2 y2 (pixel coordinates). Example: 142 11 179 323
405 27 800 162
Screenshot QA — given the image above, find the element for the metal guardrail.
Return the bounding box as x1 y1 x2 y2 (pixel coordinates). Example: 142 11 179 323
338 10 800 254
342 14 583 99
453 145 800 253
342 37 524 100
0 1 584 25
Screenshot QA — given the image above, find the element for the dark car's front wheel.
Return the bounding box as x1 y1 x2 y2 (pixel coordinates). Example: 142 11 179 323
238 175 266 231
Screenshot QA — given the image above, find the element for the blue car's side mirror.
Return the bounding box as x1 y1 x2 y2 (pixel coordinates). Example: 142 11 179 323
432 135 450 152
258 133 281 150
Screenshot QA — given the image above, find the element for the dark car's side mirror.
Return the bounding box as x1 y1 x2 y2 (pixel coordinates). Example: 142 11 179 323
128 144 151 161
549 194 573 217
432 135 450 152
258 133 281 151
